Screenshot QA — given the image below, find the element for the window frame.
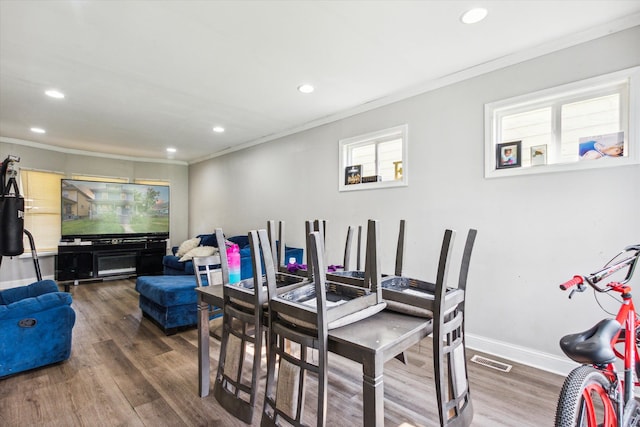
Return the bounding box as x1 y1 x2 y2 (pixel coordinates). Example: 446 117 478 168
484 66 640 178
338 124 408 192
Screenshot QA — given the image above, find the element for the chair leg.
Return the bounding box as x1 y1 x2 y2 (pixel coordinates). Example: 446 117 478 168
261 323 326 427
433 310 473 427
213 306 264 424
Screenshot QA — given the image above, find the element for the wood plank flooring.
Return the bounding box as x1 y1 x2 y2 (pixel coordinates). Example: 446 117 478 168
0 279 564 426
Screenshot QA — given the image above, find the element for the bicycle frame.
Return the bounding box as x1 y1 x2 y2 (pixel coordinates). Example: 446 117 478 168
557 245 640 427
604 282 640 424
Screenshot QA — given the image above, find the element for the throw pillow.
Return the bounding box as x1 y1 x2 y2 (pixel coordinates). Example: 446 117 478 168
179 246 218 262
176 237 201 257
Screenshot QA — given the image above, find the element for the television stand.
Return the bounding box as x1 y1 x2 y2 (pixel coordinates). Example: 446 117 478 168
56 238 167 290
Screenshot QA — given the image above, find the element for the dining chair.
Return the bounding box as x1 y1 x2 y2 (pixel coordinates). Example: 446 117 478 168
432 228 477 427
192 254 224 335
212 228 270 424
193 254 222 288
261 226 386 427
261 230 328 427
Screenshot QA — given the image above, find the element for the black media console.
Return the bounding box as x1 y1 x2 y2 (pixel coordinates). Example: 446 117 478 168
56 238 166 290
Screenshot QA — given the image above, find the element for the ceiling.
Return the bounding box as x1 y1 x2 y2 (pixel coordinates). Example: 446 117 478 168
1 1 639 164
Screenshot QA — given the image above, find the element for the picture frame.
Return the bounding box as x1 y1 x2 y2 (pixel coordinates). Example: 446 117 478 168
530 144 547 166
578 131 625 160
496 141 522 169
344 165 362 185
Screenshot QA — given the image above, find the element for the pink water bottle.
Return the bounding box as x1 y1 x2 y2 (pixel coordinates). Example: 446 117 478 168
227 242 241 284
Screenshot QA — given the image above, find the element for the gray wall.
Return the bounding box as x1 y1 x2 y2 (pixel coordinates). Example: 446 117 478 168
0 140 189 286
189 26 640 373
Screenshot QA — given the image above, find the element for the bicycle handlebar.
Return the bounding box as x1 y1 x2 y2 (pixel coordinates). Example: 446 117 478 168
559 245 640 294
559 276 584 291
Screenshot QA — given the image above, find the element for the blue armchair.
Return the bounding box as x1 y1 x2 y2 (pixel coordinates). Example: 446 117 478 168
0 279 76 377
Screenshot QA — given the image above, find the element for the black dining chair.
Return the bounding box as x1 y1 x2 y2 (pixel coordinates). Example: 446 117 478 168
432 228 477 427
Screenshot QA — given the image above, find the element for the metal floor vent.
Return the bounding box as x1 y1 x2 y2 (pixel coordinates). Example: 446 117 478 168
470 355 512 373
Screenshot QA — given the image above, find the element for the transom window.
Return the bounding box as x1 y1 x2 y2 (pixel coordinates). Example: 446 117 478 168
485 67 639 177
339 124 408 191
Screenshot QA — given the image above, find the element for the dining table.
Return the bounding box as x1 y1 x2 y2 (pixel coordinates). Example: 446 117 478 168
196 284 433 427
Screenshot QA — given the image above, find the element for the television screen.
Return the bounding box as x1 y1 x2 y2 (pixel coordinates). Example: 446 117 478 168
61 179 170 240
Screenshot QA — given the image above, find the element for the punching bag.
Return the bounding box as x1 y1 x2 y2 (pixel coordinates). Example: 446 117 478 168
1 177 25 256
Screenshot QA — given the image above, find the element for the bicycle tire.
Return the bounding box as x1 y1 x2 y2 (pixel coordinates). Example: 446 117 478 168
555 365 617 427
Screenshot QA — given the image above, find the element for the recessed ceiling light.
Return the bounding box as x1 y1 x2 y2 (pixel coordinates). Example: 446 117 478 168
213 126 225 133
45 89 65 99
30 127 46 134
297 84 314 94
166 147 177 153
461 8 488 24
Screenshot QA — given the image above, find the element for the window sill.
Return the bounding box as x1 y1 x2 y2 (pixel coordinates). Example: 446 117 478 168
484 155 639 178
339 179 408 192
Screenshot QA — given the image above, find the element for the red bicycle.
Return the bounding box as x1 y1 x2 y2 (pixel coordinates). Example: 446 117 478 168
555 244 640 427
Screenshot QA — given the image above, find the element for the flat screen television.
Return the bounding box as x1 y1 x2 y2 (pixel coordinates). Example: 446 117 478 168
61 179 170 241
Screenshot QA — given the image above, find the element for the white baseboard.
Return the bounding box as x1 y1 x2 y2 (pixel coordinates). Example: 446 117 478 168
0 275 55 290
466 333 578 376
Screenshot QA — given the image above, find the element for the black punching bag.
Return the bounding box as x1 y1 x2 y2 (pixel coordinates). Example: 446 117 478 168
1 179 25 256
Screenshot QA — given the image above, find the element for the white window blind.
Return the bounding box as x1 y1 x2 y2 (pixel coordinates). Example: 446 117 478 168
20 169 64 252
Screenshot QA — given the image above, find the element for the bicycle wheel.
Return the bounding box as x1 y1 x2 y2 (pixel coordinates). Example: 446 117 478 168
555 365 617 427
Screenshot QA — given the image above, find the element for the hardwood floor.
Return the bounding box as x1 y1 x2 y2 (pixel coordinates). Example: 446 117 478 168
0 279 564 426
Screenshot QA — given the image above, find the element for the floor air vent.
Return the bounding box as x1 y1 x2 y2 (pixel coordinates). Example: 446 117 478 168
470 355 512 373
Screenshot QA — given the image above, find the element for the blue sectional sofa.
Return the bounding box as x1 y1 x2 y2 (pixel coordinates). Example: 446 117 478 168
162 233 303 279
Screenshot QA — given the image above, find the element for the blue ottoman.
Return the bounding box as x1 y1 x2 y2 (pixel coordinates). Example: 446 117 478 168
135 275 220 335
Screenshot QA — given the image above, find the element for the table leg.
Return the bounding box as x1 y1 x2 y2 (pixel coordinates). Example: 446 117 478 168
197 295 210 397
362 352 384 427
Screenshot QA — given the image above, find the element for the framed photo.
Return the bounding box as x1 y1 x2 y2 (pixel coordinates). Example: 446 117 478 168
579 131 625 160
344 165 362 185
530 144 547 166
496 141 521 169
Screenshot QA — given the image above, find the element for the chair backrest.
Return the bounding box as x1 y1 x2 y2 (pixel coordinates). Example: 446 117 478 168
394 219 406 276
363 219 383 301
192 255 221 287
308 231 329 426
342 225 355 271
432 228 477 427
302 219 327 277
258 228 279 301
215 228 230 285
267 219 285 272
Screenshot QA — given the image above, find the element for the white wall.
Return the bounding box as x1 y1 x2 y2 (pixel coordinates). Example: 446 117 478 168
189 26 640 374
0 140 190 288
